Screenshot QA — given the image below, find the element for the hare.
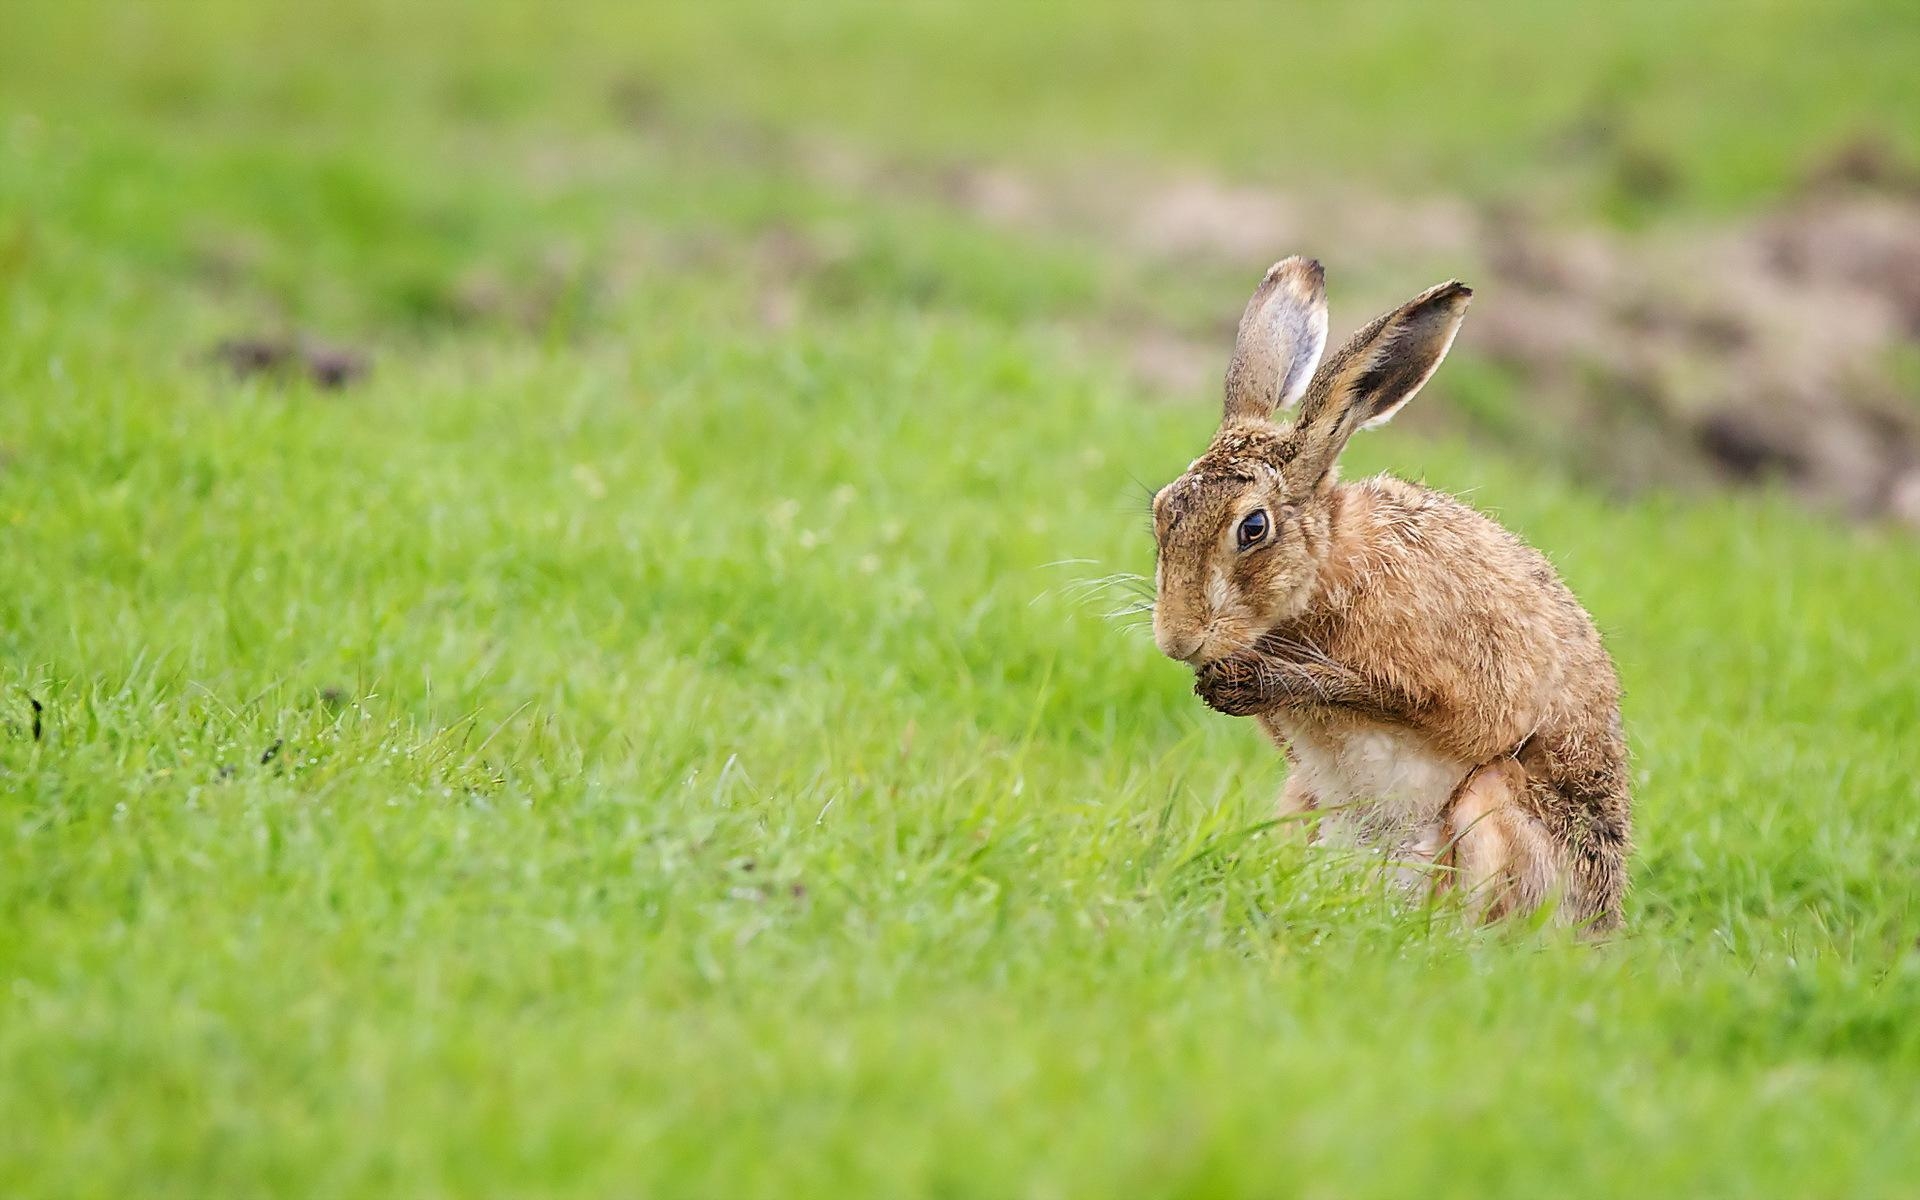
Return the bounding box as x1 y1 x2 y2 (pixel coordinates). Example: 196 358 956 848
1151 257 1631 929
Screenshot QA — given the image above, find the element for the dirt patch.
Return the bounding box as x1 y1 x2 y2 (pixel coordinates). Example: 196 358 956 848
1801 134 1920 200
212 335 369 390
1464 189 1920 521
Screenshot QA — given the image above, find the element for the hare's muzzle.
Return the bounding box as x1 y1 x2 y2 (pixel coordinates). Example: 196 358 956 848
1154 625 1207 665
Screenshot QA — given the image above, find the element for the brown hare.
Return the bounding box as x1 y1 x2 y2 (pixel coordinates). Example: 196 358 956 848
1151 257 1631 930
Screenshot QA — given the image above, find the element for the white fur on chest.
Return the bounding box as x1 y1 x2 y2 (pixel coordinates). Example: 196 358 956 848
1280 720 1469 841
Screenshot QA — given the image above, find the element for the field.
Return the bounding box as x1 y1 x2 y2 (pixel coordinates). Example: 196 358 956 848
4 3 1920 1197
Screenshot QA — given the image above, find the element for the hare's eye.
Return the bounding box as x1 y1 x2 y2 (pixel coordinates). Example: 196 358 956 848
1236 510 1269 549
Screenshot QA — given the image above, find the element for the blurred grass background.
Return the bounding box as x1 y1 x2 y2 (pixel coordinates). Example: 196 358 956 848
11 0 1919 217
3 2 1920 1197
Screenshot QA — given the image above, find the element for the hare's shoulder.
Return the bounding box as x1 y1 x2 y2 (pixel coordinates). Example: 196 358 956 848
1351 474 1512 539
1349 475 1563 588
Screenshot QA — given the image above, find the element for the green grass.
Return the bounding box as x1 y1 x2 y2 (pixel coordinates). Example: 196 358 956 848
8 0 1919 221
5 5 1920 1198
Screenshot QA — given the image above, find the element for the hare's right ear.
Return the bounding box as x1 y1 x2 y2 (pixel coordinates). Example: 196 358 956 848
1287 279 1472 484
1222 257 1328 425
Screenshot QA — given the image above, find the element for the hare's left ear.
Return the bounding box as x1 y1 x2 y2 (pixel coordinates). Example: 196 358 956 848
1222 257 1328 425
1289 280 1472 480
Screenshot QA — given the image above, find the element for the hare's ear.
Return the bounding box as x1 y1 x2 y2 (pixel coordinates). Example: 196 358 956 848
1222 257 1328 425
1290 280 1471 477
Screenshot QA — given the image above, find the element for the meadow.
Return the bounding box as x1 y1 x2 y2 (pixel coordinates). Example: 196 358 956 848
3 3 1920 1196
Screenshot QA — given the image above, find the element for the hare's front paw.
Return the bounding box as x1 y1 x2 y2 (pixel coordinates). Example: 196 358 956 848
1195 655 1271 716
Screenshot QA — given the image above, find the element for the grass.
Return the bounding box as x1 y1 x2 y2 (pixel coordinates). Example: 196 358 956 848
4 4 1920 1197
8 0 1920 221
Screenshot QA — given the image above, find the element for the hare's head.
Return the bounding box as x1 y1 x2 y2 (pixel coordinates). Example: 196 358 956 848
1151 258 1471 665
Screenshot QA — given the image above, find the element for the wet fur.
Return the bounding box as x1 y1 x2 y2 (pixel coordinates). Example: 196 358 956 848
1153 258 1631 930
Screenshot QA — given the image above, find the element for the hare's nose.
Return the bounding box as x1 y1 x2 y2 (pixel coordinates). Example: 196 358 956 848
1155 627 1206 664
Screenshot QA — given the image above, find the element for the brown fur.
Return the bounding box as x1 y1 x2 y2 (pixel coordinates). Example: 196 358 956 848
1153 258 1631 930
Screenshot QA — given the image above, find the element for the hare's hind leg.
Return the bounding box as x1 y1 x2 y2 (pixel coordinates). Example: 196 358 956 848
1441 760 1558 922
1513 730 1632 933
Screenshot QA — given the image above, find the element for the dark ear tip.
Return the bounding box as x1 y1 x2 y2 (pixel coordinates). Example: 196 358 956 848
1283 256 1324 281
1261 255 1327 301
1406 279 1473 316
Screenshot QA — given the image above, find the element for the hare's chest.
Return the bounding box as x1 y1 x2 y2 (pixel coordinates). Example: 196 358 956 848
1269 717 1469 842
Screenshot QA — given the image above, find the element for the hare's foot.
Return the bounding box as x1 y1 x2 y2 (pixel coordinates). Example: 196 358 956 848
1440 760 1558 922
1196 652 1424 725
